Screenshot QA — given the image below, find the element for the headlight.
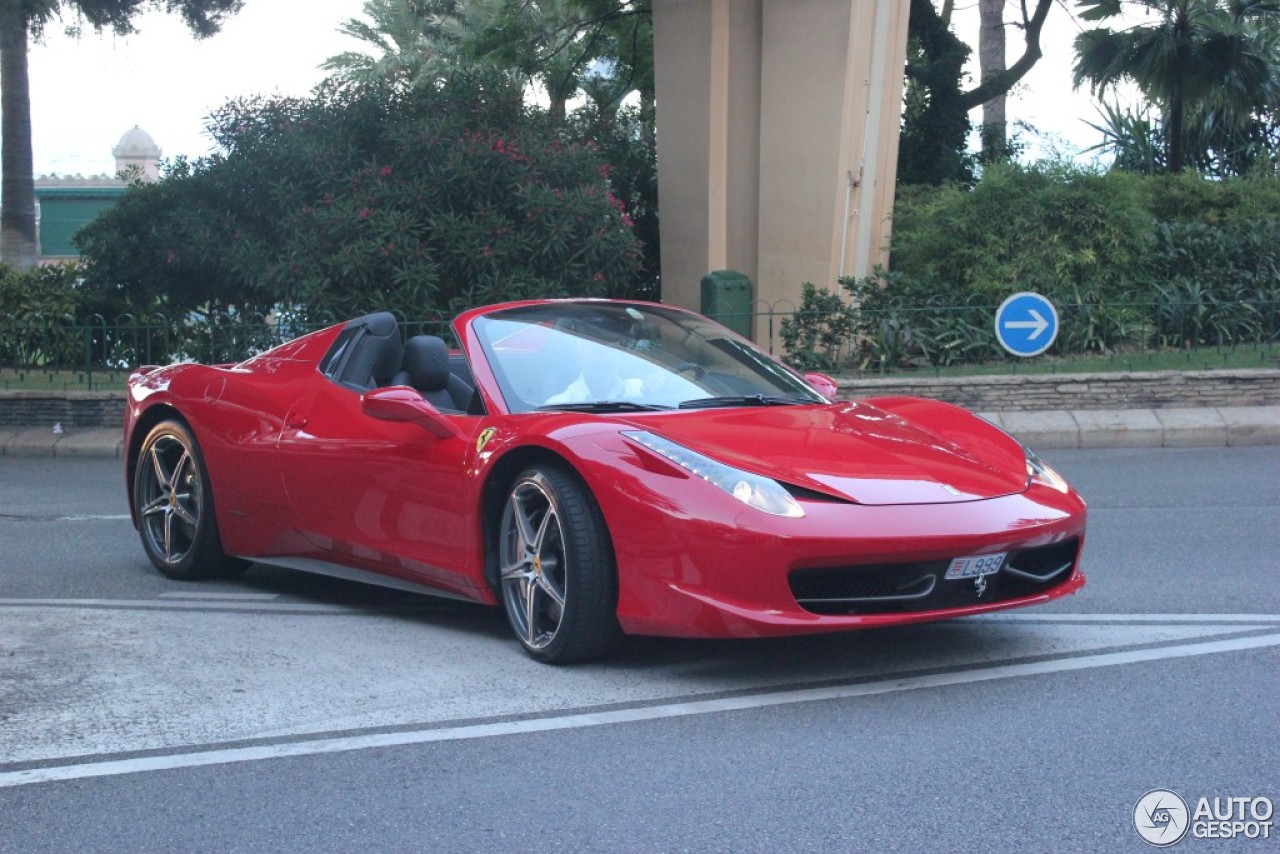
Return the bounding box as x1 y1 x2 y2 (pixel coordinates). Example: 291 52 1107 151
623 430 805 518
1025 446 1069 493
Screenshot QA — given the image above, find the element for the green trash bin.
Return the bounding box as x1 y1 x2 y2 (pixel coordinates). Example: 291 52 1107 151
700 270 753 338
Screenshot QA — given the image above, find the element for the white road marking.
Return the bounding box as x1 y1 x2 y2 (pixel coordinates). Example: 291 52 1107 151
0 513 131 522
2 630 1276 789
157 592 281 601
59 514 132 521
981 613 1280 624
0 598 370 614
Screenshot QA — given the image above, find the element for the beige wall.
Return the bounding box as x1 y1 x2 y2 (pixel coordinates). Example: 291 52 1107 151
652 0 910 338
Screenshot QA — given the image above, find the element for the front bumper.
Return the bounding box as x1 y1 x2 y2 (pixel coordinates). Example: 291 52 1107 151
596 471 1087 639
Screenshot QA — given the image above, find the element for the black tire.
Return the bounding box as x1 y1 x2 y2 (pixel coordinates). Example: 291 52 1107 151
497 464 621 664
133 419 247 580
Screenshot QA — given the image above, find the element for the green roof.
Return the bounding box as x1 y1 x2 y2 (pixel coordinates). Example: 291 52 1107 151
35 187 127 258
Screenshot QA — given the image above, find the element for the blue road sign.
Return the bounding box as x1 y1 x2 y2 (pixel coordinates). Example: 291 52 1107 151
995 291 1059 357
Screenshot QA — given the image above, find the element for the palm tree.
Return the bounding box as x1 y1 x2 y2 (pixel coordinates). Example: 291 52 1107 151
1073 0 1276 172
321 0 468 89
0 0 242 271
324 0 653 126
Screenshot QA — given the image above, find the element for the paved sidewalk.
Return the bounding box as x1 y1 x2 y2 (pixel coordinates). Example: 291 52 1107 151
980 405 1280 450
2 405 1279 458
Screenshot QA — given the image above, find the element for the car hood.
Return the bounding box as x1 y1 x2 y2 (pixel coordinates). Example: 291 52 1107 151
632 401 1027 505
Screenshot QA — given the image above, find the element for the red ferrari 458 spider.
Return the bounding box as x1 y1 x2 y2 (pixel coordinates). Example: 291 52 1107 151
125 299 1086 663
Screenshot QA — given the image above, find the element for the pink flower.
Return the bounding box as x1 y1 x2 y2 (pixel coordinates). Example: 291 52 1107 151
358 208 372 220
380 165 393 177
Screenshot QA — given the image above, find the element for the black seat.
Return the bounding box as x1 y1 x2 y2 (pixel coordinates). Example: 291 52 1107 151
332 312 403 390
392 335 474 413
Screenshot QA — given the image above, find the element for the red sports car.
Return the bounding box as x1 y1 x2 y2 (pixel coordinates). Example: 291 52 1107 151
125 299 1086 663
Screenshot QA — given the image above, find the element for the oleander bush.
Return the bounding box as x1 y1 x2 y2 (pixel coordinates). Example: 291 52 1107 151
75 73 645 326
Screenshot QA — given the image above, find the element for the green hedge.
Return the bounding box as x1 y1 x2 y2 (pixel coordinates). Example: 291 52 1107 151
783 163 1280 370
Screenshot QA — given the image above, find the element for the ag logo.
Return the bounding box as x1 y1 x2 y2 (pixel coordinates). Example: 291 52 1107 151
476 427 496 453
1134 789 1190 847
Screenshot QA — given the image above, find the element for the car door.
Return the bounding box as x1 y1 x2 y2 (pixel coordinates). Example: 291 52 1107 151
276 379 487 600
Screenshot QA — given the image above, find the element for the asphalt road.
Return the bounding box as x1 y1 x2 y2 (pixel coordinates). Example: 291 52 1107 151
1 448 1277 852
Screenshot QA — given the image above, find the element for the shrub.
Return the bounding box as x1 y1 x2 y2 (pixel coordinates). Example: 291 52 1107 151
813 165 1280 367
889 161 1152 305
75 75 645 324
0 263 87 319
779 283 857 371
0 262 132 370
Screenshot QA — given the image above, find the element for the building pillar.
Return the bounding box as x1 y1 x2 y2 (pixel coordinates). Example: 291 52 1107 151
652 0 911 338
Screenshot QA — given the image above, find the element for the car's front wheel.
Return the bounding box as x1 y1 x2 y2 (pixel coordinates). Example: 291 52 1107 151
497 465 621 664
133 419 246 580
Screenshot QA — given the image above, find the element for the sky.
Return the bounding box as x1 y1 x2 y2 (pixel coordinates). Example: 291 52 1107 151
29 0 363 176
27 0 1116 177
950 0 1121 162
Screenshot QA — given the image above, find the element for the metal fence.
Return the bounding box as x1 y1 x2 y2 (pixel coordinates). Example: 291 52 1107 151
2 301 1277 389
715 298 1280 372
0 312 454 390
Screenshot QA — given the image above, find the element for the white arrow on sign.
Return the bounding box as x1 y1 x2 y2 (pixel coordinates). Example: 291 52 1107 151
1002 309 1048 340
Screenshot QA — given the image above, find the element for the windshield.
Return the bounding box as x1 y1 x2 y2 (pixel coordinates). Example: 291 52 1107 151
472 302 825 414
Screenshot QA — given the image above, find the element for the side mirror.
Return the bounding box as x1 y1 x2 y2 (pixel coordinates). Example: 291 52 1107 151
804 371 839 399
362 386 459 439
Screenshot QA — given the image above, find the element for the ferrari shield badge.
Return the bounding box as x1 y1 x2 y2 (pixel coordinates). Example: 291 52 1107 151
476 427 496 453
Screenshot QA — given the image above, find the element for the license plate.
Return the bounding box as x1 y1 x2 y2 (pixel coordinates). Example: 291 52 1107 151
944 552 1006 580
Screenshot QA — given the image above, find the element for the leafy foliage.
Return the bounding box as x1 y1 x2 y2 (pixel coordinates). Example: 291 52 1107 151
1073 0 1280 173
323 0 653 126
0 261 136 372
899 0 974 186
75 78 645 323
781 164 1280 369
778 283 858 371
1145 218 1280 344
565 101 659 298
0 262 94 319
889 162 1153 304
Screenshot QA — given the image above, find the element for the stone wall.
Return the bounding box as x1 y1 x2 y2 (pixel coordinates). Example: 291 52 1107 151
0 391 129 429
1 369 1278 428
840 369 1280 412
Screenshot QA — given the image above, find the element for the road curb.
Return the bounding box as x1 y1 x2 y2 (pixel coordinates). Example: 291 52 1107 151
979 406 1280 450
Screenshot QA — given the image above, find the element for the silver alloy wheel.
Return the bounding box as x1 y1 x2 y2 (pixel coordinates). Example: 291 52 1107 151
137 433 202 566
499 474 569 651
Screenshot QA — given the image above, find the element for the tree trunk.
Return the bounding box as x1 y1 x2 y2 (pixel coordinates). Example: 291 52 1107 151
978 0 1007 160
0 2 38 270
549 93 567 124
960 0 1052 112
1168 91 1186 173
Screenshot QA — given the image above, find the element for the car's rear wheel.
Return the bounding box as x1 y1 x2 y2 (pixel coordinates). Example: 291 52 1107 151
497 465 621 664
133 420 246 580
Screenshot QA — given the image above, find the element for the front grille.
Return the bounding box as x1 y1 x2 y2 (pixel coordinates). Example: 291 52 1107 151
789 538 1081 616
